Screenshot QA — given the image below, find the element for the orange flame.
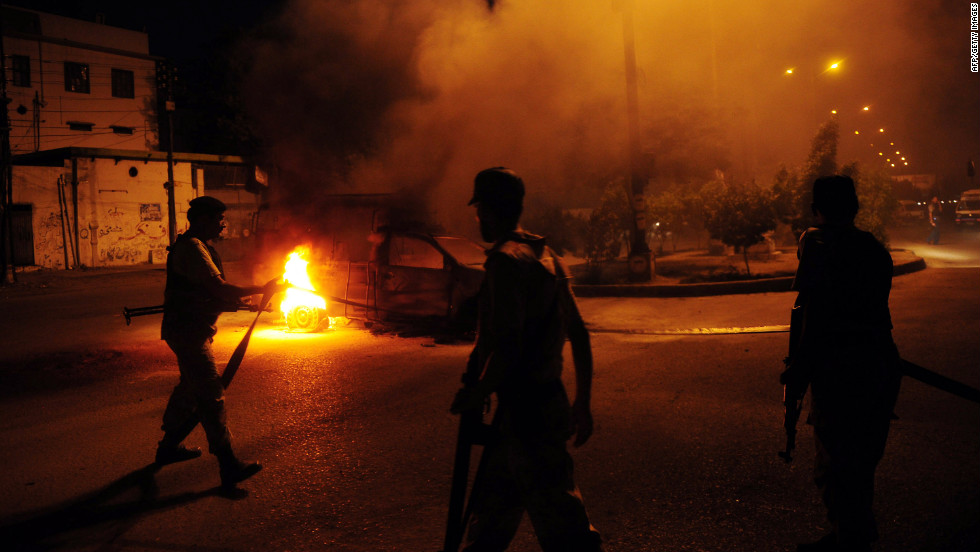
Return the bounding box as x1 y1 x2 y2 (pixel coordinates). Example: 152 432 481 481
280 247 326 315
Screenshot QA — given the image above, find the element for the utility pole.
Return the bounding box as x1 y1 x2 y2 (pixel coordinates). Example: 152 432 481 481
1 24 14 284
620 0 651 281
157 60 178 245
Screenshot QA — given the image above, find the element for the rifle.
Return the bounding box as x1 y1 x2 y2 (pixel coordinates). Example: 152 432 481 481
777 304 980 463
441 369 496 552
901 359 980 404
122 302 271 325
779 304 806 463
152 284 280 447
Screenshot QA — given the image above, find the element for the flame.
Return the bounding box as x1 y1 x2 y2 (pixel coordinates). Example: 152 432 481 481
280 247 326 315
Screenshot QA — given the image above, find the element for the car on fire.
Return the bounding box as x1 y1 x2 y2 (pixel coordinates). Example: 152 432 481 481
362 230 486 328
245 194 487 333
272 230 486 333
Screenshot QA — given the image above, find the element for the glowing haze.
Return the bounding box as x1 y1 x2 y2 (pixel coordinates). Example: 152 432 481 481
242 0 979 234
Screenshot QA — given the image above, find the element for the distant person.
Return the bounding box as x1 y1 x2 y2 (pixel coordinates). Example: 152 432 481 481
781 176 902 552
155 196 284 491
450 167 603 551
926 196 942 244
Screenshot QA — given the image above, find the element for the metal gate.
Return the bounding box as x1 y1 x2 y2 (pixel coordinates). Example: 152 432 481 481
10 204 35 266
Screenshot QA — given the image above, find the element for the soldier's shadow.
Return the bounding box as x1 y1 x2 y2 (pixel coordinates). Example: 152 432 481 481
0 463 244 551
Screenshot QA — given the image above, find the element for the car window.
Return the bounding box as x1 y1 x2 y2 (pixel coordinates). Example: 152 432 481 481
389 236 444 269
434 236 486 267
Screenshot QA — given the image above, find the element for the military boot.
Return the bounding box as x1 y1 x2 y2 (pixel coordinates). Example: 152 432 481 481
216 448 262 490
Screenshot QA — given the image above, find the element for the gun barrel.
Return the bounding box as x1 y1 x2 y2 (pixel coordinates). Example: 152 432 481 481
122 303 271 325
123 305 164 325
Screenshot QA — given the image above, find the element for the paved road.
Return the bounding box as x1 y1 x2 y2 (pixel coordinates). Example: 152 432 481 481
0 261 977 551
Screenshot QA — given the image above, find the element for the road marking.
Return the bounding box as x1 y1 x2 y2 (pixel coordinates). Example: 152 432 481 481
590 325 790 336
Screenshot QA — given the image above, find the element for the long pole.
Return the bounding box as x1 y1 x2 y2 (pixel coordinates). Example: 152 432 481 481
621 1 651 281
158 60 177 245
0 22 13 284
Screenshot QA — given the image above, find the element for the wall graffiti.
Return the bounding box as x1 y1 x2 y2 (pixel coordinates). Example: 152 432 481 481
97 206 168 266
35 211 67 269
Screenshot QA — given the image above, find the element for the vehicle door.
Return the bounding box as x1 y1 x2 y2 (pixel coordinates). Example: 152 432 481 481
376 234 453 319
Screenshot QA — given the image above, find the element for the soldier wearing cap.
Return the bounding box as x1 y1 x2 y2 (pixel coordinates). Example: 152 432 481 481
781 176 902 552
155 195 284 490
451 168 603 551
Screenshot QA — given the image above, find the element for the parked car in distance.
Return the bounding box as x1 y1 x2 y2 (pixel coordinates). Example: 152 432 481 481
954 189 980 228
896 200 926 225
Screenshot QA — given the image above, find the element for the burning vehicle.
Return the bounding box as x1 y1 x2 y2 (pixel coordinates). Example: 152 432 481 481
252 195 486 333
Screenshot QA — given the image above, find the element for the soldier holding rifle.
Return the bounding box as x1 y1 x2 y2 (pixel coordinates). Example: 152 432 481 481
154 196 286 491
448 168 603 552
781 176 902 552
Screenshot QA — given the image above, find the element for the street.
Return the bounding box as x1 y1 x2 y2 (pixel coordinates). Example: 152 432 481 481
0 233 977 551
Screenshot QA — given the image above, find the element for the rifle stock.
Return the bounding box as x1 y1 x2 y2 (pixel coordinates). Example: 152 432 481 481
779 304 806 463
441 407 482 552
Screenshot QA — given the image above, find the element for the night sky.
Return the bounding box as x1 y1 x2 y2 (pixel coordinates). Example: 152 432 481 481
8 1 979 233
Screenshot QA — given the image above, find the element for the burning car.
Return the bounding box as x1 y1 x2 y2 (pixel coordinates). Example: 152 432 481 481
272 230 486 333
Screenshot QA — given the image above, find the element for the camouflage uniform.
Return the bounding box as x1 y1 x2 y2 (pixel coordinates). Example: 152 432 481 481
790 223 902 549
463 230 602 552
159 233 233 453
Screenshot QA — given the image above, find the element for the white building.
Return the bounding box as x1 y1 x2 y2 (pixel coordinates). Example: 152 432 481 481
3 6 264 271
3 5 158 153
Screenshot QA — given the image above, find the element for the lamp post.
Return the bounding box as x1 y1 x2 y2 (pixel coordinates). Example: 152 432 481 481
784 60 843 129
620 0 651 281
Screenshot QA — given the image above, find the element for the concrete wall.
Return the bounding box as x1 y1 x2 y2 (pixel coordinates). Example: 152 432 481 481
12 158 197 269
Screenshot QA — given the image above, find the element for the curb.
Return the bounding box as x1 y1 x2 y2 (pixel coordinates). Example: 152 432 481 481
572 255 927 298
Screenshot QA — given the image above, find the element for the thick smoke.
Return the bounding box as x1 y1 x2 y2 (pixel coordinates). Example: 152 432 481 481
243 0 979 235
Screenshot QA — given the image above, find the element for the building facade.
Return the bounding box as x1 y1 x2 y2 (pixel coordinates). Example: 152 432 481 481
3 7 264 271
2 5 159 153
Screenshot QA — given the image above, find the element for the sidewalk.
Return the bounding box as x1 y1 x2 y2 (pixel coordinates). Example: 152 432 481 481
571 248 926 297
0 249 926 299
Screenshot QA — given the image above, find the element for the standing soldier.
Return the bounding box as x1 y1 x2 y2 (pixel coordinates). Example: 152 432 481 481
450 168 603 552
155 196 283 491
781 176 902 552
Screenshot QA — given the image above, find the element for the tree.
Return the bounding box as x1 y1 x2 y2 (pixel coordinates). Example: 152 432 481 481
850 165 898 246
522 202 589 257
788 118 840 236
771 165 801 225
585 183 631 268
702 183 776 275
646 188 684 253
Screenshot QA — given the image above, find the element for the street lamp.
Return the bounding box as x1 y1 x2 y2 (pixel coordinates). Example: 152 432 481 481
783 60 843 127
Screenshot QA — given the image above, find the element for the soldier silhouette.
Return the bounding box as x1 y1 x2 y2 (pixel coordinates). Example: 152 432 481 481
781 176 902 552
155 196 285 491
450 168 603 552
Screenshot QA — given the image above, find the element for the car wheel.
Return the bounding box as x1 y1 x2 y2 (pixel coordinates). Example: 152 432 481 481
286 306 327 332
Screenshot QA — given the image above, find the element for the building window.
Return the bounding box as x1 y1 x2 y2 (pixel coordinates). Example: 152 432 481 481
66 121 94 131
111 68 134 98
64 62 90 93
110 125 134 135
10 55 30 87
